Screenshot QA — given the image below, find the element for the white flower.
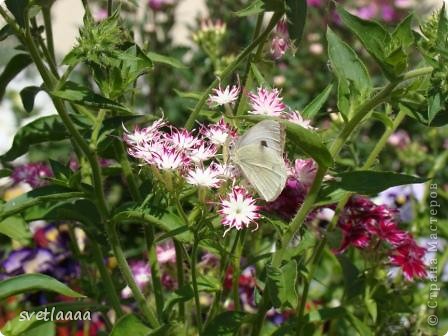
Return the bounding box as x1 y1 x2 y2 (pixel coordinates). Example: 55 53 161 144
219 186 261 236
186 164 222 188
248 87 286 116
188 142 218 163
201 118 236 146
208 84 240 107
154 148 189 171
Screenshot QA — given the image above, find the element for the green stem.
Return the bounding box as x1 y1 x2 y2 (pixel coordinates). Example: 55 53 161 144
232 230 246 311
42 5 56 63
191 238 203 331
107 220 159 327
234 13 264 115
114 142 165 321
174 240 186 321
184 12 282 129
107 0 113 16
90 240 124 317
295 108 408 335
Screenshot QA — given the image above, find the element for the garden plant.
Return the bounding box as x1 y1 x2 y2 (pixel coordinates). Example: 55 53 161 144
0 0 447 335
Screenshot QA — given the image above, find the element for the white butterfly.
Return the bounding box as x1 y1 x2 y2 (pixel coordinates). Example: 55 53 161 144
230 120 288 202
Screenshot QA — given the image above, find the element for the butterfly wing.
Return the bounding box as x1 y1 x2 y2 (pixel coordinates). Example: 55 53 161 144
236 120 285 155
235 143 287 201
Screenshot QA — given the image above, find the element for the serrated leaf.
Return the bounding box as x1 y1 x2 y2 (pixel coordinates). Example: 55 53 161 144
266 259 298 308
1 115 68 161
202 311 247 336
392 14 414 50
323 171 428 196
0 274 84 300
302 83 333 118
0 53 33 101
285 0 307 46
0 216 31 241
51 81 131 114
147 51 186 68
20 86 42 113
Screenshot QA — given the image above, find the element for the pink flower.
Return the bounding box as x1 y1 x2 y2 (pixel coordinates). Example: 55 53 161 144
307 0 322 7
123 119 165 147
248 87 286 116
208 84 240 107
265 177 308 220
148 0 174 11
293 159 317 188
165 128 201 150
185 164 223 188
387 130 410 149
270 18 290 60
11 162 53 188
219 187 261 236
201 118 236 146
94 9 108 22
390 236 427 280
285 110 314 129
121 261 151 298
153 148 189 171
156 242 176 264
188 142 218 163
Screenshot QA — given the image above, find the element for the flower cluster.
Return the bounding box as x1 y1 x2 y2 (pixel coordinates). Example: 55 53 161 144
337 196 426 280
11 162 53 188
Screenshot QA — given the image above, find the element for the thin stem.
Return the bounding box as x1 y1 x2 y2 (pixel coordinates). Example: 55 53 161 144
106 220 159 327
107 0 113 16
90 240 124 317
234 13 264 115
185 12 282 129
232 230 246 312
174 240 186 321
191 238 203 331
42 5 56 63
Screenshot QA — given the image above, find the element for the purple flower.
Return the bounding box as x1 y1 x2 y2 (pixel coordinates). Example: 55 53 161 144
11 162 52 188
148 0 174 11
121 260 151 298
1 248 55 275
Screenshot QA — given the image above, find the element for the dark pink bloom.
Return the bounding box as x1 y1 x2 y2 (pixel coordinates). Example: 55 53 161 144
390 236 427 280
270 18 290 60
11 162 52 188
265 177 307 221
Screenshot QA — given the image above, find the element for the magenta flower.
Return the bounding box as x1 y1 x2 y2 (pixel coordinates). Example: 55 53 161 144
11 162 52 188
390 236 427 280
307 0 322 7
156 242 176 264
219 187 261 236
201 118 236 146
208 84 240 107
248 87 286 116
265 177 307 220
148 0 174 11
387 130 410 148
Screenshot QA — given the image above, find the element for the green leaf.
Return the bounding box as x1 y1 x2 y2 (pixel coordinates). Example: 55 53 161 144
163 284 194 316
20 86 42 113
302 83 333 118
0 274 84 300
0 185 85 221
327 27 372 119
202 311 247 336
324 171 428 196
0 216 31 241
1 115 68 161
173 89 202 100
147 323 184 336
285 0 307 46
282 119 333 168
51 81 131 114
371 111 394 129
266 260 298 309
346 312 373 336
0 53 33 101
110 315 152 336
235 0 284 17
437 3 448 47
5 0 30 27
147 51 186 68
337 255 364 300
427 92 443 125
392 14 414 50
0 24 13 41
307 306 347 322
22 321 55 336
0 168 12 178
365 298 377 323
250 63 268 87
336 5 402 79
